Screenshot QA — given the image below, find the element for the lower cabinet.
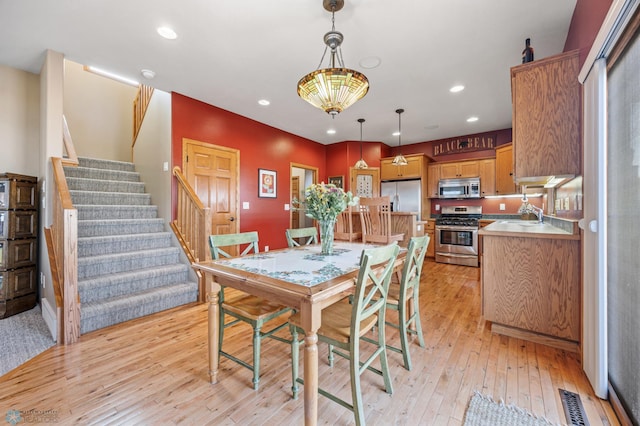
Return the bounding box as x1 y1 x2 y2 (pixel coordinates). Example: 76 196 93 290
425 220 435 258
482 235 580 350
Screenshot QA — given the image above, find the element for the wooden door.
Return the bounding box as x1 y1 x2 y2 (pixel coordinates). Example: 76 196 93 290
291 176 300 229
184 139 239 239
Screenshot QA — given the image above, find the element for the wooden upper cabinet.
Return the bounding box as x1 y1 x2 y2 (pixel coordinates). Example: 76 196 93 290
439 160 479 179
495 143 517 195
427 163 440 198
479 159 496 196
380 154 424 180
511 50 581 179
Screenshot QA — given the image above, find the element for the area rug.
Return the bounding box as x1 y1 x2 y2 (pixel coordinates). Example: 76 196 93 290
464 391 562 426
0 305 55 377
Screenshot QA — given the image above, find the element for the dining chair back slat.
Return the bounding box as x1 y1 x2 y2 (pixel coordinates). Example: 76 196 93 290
358 196 404 245
285 227 318 247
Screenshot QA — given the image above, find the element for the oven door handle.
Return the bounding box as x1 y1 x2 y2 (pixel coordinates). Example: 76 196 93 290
436 225 478 231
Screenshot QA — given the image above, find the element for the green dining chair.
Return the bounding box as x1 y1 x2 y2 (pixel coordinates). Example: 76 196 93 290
285 226 318 247
384 234 429 371
209 231 292 390
289 242 400 426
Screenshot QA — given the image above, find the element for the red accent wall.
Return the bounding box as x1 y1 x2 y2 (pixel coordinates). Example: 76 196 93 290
564 0 613 66
171 93 326 250
325 141 390 192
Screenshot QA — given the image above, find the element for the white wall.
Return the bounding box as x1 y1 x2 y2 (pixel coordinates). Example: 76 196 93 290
132 90 172 221
0 64 40 176
63 61 137 162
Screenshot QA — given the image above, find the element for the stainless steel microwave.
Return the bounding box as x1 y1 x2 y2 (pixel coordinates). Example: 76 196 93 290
438 178 481 199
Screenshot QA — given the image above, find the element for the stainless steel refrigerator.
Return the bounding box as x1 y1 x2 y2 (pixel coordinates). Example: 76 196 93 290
380 179 421 217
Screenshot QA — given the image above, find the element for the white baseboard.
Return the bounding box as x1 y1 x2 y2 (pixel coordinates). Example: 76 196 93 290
41 298 58 343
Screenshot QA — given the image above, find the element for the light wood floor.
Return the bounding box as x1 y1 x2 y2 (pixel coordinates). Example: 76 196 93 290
0 260 619 425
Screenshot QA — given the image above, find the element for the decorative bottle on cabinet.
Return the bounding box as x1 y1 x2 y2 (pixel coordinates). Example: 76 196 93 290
0 173 38 318
522 38 534 63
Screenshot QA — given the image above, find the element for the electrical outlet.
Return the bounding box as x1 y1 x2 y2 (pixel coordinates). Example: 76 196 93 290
264 245 269 252
435 204 440 211
40 272 45 288
499 203 506 211
163 161 169 172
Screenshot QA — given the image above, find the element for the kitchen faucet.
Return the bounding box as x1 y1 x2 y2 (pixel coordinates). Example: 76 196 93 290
531 204 544 223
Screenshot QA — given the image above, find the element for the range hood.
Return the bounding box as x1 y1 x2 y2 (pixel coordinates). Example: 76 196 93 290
515 174 575 188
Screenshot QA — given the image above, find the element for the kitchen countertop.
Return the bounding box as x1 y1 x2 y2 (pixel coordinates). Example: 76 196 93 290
479 219 580 240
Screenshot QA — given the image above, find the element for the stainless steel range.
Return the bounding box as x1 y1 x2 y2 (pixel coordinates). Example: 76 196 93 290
435 205 482 267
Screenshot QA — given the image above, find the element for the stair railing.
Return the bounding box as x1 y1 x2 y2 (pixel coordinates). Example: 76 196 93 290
131 84 154 159
171 166 211 301
44 115 81 344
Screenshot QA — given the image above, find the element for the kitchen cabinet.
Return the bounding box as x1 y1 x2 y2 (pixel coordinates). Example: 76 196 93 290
426 163 440 198
425 219 435 258
380 154 424 180
439 161 479 179
480 221 580 351
495 143 517 194
478 159 495 196
511 50 581 179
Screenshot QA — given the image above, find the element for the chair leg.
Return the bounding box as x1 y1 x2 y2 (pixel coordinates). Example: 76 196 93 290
350 346 365 426
398 302 412 371
290 324 300 400
328 344 335 367
378 320 394 395
412 294 426 348
252 324 261 390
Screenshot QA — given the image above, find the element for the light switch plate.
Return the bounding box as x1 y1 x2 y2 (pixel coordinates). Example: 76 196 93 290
284 204 290 211
499 203 506 211
242 202 250 209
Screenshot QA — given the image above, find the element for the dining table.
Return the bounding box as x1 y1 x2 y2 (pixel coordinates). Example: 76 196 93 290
192 240 405 426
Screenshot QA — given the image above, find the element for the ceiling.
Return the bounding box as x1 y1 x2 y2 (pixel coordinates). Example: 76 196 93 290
0 0 577 146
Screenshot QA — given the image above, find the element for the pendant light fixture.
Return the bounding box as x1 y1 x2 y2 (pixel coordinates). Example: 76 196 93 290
297 0 369 116
354 118 368 169
392 108 408 166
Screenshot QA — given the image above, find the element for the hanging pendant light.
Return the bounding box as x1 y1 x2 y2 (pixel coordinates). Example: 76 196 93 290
297 0 369 116
354 118 368 169
392 108 408 166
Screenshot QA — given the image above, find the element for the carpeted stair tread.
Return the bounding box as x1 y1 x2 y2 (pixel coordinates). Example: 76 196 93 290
77 218 165 237
70 190 151 206
80 282 198 334
78 232 173 256
67 176 146 194
63 166 141 182
78 157 136 172
75 205 158 220
78 264 192 303
78 247 181 279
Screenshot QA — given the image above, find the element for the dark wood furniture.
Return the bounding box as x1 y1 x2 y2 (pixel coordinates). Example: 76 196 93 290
0 173 38 318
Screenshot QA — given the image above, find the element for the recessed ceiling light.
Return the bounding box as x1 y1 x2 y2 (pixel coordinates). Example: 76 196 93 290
466 116 479 122
359 56 382 69
258 99 270 106
141 69 156 79
327 129 336 135
392 131 400 137
157 26 177 40
450 85 465 93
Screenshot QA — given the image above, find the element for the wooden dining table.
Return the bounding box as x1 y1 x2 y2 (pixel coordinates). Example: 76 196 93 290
192 241 405 426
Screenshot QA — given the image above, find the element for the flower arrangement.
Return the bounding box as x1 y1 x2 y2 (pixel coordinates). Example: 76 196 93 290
296 182 359 222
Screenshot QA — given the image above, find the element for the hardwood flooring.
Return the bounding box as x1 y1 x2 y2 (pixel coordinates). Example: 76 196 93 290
0 260 619 425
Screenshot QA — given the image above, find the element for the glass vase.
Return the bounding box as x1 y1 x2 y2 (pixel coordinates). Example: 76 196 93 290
319 219 336 255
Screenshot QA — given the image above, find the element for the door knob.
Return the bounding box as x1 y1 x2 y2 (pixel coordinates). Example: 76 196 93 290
589 220 598 233
229 217 235 222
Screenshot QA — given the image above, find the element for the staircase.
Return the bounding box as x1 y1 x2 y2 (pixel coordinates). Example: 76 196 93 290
64 157 198 334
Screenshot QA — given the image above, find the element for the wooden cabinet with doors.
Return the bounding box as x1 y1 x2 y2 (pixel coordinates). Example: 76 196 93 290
495 143 517 195
427 163 440 198
511 50 581 179
439 160 479 179
380 154 425 180
425 219 435 258
478 159 496 196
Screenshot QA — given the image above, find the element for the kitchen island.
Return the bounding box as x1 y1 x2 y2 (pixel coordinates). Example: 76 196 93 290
479 218 581 351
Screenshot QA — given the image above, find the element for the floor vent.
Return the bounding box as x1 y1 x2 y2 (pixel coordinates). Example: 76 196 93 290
559 389 590 426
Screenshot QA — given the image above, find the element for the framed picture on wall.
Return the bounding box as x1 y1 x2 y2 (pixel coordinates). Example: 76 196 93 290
258 168 277 198
328 175 344 189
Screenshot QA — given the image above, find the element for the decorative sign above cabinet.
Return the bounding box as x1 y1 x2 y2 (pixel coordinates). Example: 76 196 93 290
432 134 496 157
